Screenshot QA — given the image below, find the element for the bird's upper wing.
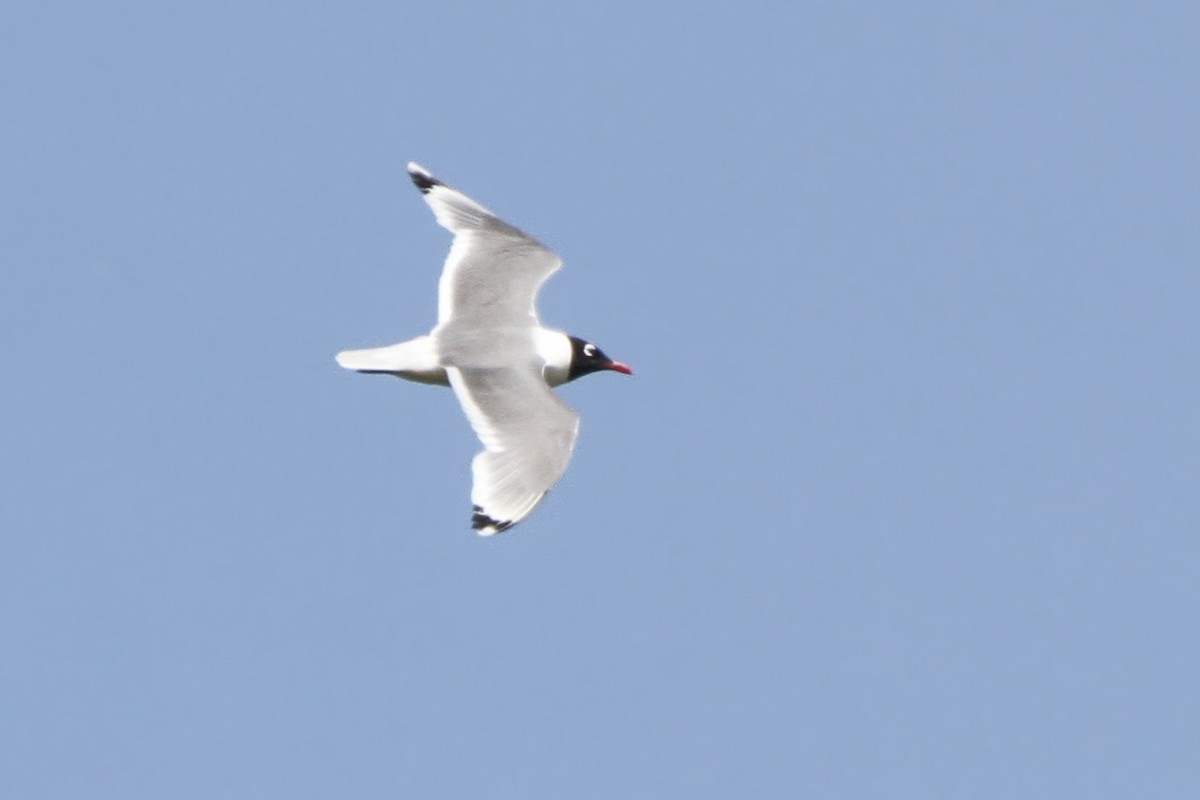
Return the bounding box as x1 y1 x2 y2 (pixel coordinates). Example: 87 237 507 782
407 163 562 326
446 363 580 535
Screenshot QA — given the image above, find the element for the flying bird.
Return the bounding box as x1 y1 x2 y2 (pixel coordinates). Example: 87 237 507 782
336 163 632 535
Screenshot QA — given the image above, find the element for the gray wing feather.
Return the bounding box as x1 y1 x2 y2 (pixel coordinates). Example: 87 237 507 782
446 365 580 534
408 163 562 325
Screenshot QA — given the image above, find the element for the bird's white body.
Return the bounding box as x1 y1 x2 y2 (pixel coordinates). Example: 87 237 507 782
336 327 574 388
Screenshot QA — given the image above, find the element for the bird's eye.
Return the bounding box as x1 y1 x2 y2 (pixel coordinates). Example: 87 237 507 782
583 343 596 357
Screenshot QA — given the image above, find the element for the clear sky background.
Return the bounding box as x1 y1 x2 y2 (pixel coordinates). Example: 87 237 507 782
3 2 1198 797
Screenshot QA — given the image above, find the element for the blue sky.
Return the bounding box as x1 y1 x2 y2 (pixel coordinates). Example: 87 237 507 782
3 2 1198 797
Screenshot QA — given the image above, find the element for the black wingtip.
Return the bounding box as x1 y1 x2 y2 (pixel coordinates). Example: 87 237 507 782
407 162 441 195
471 504 514 534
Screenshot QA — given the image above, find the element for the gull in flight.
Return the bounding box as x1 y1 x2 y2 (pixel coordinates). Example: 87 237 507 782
337 163 632 535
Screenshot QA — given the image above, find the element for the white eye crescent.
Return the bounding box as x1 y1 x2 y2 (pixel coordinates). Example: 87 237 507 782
583 343 596 357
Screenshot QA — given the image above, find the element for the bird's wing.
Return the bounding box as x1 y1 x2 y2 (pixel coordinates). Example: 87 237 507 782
407 162 562 326
446 364 580 534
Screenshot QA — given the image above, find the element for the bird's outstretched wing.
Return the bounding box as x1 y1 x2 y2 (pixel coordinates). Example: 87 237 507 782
446 364 580 535
407 162 562 326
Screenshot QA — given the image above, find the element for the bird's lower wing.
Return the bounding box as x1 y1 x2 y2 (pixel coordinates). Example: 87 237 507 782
446 365 580 535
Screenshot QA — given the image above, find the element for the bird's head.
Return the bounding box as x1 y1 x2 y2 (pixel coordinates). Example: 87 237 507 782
567 336 633 382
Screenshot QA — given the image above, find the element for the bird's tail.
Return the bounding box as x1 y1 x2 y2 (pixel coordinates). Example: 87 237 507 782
334 337 449 386
335 345 406 372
